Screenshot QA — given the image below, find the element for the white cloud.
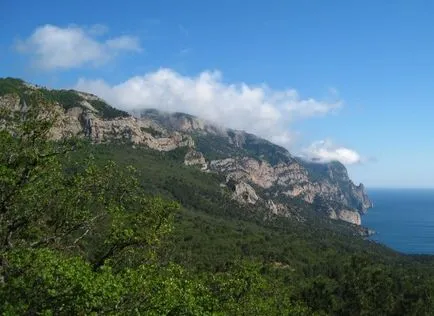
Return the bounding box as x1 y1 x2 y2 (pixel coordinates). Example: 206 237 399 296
16 24 141 70
301 140 362 165
75 68 342 148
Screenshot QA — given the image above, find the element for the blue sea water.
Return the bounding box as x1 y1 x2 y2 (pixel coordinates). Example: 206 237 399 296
363 189 434 255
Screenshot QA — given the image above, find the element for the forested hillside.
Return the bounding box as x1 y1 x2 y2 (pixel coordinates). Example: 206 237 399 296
1 88 434 315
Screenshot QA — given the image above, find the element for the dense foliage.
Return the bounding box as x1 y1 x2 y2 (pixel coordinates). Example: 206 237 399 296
1 91 434 315
88 99 129 119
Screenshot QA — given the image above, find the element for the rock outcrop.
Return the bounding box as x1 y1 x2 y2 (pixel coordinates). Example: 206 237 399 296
51 106 194 151
208 156 371 224
329 209 362 226
184 149 208 170
230 181 259 205
266 200 288 216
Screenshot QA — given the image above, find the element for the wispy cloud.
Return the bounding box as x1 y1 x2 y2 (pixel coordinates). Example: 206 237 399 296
301 140 362 165
75 68 342 149
15 24 141 70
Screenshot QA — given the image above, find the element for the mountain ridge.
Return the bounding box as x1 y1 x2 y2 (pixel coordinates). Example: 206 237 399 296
0 77 372 226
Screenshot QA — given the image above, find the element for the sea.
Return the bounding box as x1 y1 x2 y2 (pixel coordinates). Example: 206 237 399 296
363 188 434 255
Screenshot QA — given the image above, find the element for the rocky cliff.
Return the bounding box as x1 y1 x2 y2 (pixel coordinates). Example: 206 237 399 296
0 84 194 151
0 77 372 226
135 108 372 223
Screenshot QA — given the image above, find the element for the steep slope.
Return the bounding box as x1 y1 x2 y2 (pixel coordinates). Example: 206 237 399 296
138 108 372 225
0 77 372 227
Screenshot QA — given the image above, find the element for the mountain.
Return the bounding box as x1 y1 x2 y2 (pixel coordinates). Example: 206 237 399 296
4 77 434 315
0 77 371 227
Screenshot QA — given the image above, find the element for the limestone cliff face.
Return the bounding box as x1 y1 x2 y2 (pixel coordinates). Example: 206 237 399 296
231 181 259 205
1 96 193 151
63 108 194 151
350 183 372 213
207 156 371 225
184 149 208 170
300 160 373 212
329 209 361 226
0 79 372 226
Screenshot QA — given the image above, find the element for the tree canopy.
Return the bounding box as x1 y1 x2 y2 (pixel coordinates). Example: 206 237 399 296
1 92 434 315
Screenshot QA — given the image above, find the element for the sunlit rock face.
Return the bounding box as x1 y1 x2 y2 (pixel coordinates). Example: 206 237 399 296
184 149 208 170
329 209 362 225
208 156 371 225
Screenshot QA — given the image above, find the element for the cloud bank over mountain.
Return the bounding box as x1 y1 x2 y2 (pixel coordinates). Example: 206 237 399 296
301 140 362 165
76 68 347 149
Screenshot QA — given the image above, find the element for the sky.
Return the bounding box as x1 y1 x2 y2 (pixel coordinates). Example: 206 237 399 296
1 0 434 188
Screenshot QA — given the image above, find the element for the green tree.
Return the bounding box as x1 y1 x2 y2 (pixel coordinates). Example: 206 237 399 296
0 93 177 267
0 92 196 314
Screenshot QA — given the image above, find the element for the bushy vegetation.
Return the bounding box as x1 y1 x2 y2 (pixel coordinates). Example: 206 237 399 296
0 77 26 96
1 91 434 315
194 131 292 165
141 126 164 137
89 99 129 119
0 92 311 314
241 132 293 165
194 133 248 161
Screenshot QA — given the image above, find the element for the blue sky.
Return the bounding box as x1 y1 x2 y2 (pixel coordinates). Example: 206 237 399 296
1 0 434 188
